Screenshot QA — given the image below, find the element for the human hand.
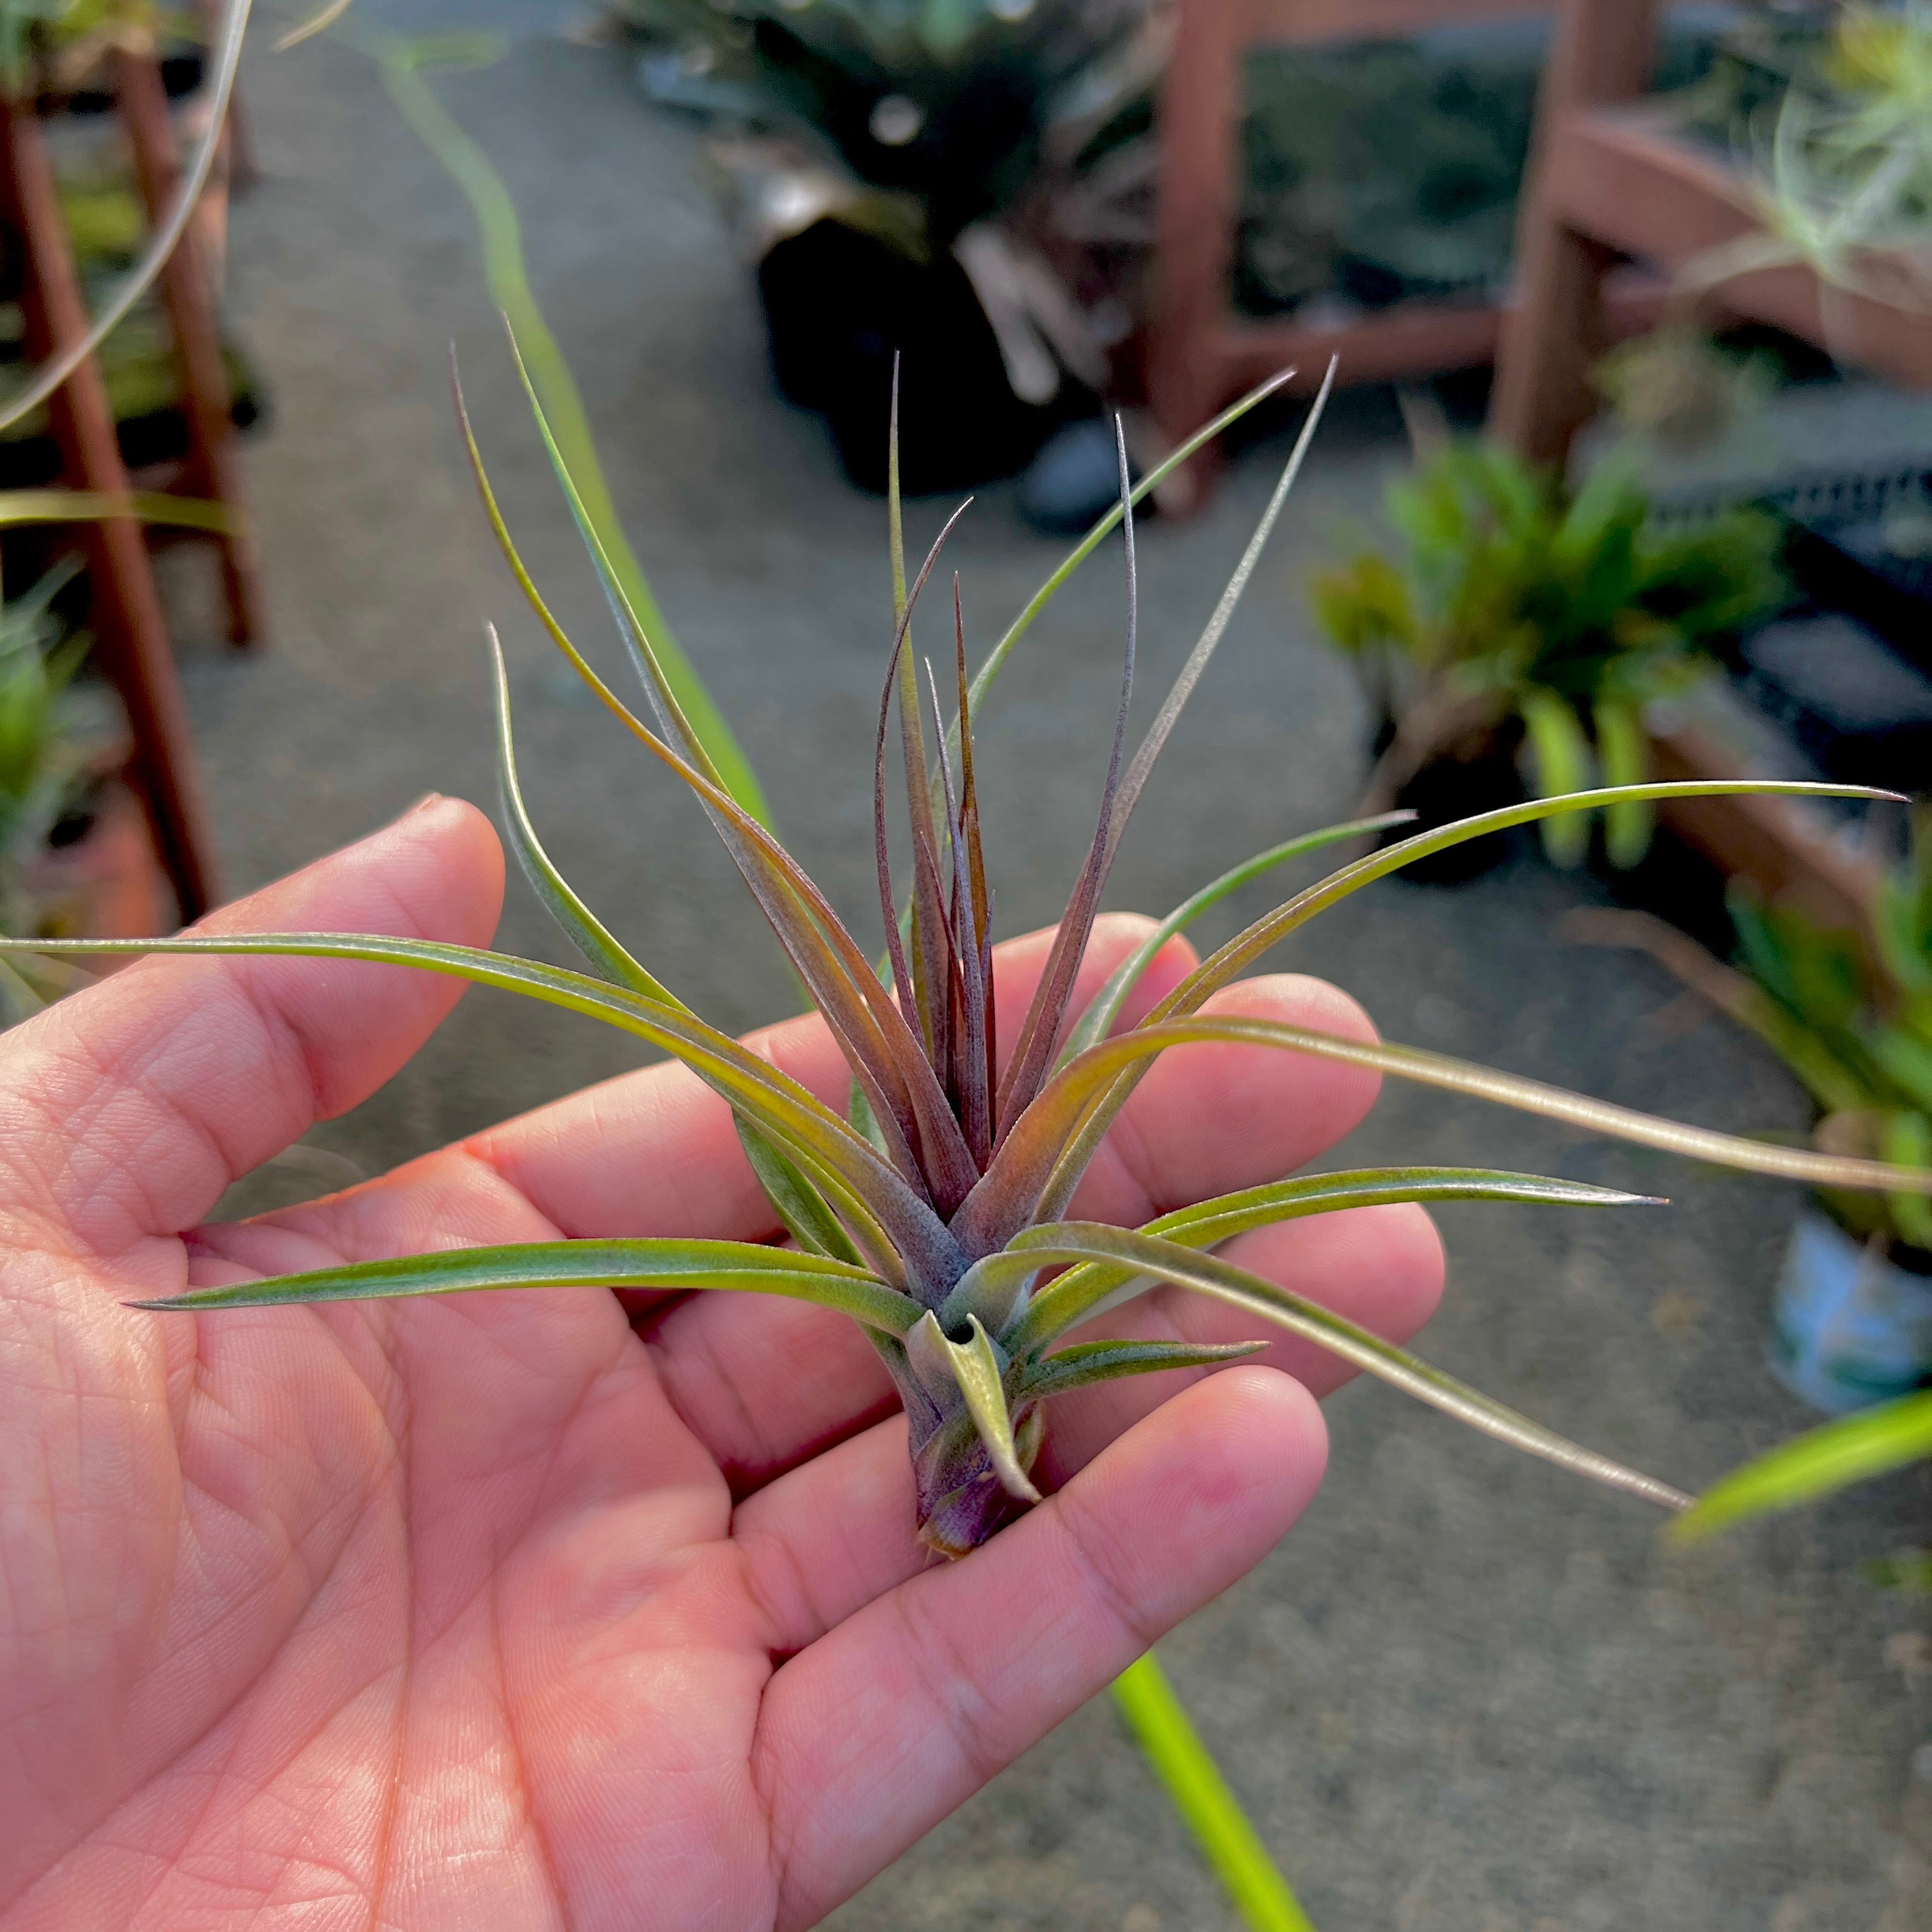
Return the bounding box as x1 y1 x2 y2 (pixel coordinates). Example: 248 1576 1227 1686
0 797 1441 1930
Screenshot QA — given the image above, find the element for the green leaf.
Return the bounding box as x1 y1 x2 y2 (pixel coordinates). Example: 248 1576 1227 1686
1111 1653 1315 1932
1006 1167 1657 1354
367 31 772 826
735 1116 864 1264
962 1008 1932 1258
1882 1110 1932 1252
457 377 970 1200
0 930 944 1285
956 367 1306 752
1519 690 1592 868
992 1224 1690 1509
0 489 237 537
1018 1337 1266 1400
1670 1389 1932 1541
918 1311 1041 1503
1593 696 1653 868
486 624 674 1003
1020 780 1908 1224
1103 361 1339 866
128 1237 917 1331
1059 812 1417 1066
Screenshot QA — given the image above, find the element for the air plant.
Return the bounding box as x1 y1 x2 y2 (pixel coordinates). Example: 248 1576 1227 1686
6 351 1929 1561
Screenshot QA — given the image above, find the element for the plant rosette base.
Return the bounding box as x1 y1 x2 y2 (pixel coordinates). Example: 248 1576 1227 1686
1772 1206 1932 1416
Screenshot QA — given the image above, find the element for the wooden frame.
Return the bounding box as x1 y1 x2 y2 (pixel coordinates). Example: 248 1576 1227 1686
1492 0 1932 461
1491 0 1929 926
0 52 261 924
1149 0 1572 507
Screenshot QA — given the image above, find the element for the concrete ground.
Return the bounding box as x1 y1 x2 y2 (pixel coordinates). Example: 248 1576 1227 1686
174 7 1932 1925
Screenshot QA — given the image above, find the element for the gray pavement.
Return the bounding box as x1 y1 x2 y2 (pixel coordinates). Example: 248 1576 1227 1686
184 11 1932 1926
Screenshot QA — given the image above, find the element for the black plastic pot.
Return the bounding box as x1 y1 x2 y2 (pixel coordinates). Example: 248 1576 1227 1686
1372 714 1526 885
756 216 1089 495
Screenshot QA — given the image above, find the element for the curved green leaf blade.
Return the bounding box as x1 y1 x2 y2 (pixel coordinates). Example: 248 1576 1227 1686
1103 362 1339 868
960 368 1305 739
735 1116 864 1265
367 29 772 825
1007 1167 1657 1353
1011 780 1912 1227
1111 1653 1316 1932
0 931 942 1284
995 1224 1690 1510
1059 812 1416 1066
1019 1337 1266 1401
486 622 675 1003
1594 697 1652 869
1670 1389 1932 1542
963 1010 1932 1255
129 1237 916 1331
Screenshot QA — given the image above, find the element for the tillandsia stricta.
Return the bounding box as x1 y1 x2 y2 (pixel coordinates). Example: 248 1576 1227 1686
9 344 1932 1560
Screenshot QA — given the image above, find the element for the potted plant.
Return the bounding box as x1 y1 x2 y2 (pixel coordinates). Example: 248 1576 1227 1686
1309 439 1787 881
610 0 1145 490
1735 831 1932 1412
1577 821 1932 1412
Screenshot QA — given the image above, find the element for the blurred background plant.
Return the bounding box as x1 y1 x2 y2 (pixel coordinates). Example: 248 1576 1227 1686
1574 815 1932 1416
1669 1 1932 328
1308 440 1786 875
608 0 1154 491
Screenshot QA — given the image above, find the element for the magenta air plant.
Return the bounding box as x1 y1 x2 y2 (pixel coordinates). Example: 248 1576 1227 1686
11 347 1929 1561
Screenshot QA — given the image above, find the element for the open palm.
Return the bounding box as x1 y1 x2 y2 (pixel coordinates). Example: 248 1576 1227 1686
0 798 1441 1931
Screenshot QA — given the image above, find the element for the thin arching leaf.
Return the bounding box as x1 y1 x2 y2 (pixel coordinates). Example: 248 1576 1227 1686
957 368 1305 740
486 623 673 1003
1018 1337 1266 1401
128 1237 916 1331
995 418 1138 1137
459 374 965 1197
1003 1168 1658 1353
917 1311 1041 1503
958 1010 1932 1255
735 1118 865 1266
1059 812 1416 1066
1102 360 1339 871
0 932 951 1289
1023 780 1908 1222
974 1225 1690 1511
1670 1390 1932 1542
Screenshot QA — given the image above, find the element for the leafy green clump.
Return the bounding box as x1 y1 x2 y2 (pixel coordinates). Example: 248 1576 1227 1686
1310 440 1786 869
8 349 1927 1558
1726 820 1932 1261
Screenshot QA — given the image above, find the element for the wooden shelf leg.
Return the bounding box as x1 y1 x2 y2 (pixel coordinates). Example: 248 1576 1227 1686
118 50 268 650
0 96 220 921
1491 0 1660 466
1147 0 1246 512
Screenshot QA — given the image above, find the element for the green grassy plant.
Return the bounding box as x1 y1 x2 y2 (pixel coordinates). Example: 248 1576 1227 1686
1580 820 1932 1265
1310 440 1786 869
